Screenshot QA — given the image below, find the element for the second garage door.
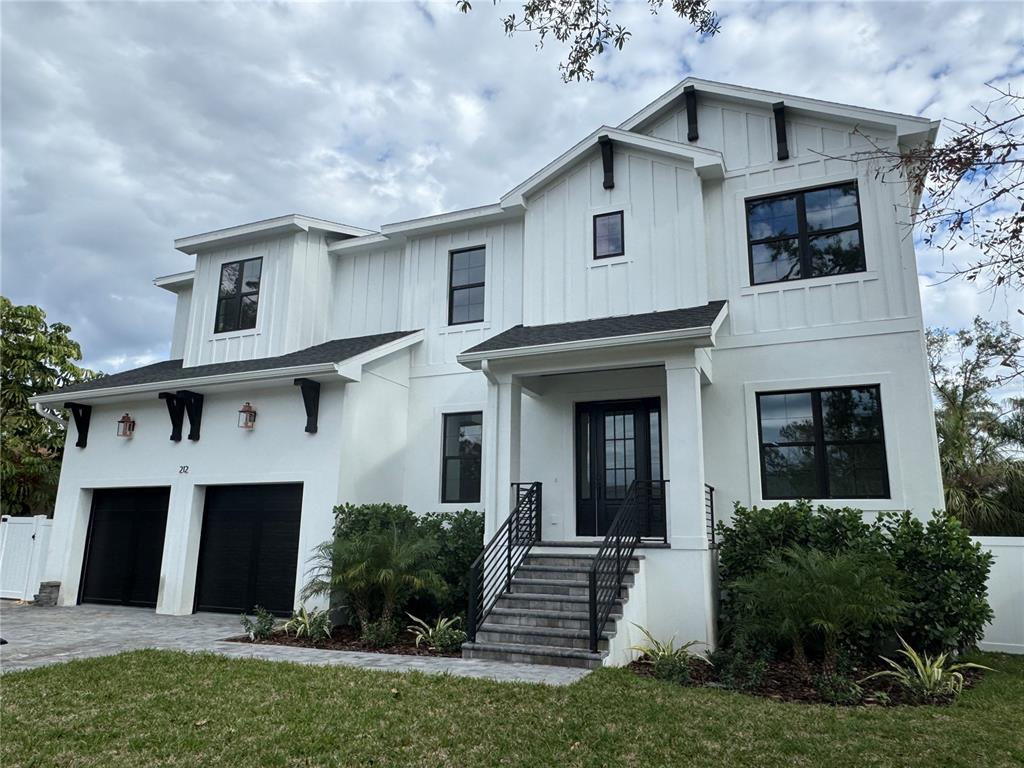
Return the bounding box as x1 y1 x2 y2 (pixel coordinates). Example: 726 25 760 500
194 483 303 615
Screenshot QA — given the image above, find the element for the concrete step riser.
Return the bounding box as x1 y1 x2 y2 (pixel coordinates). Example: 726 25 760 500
510 581 629 598
517 569 636 586
523 557 599 569
496 596 622 613
486 612 610 631
477 629 608 651
463 647 603 670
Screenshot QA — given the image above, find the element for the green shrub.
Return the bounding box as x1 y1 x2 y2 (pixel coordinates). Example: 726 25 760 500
283 606 332 642
717 504 993 656
406 614 467 654
710 641 770 692
814 672 864 705
731 547 906 670
240 606 276 641
879 512 993 653
419 509 484 618
360 619 400 648
333 502 420 539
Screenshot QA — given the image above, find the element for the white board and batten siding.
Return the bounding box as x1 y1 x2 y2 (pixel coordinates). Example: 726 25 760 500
0 515 53 601
974 537 1024 655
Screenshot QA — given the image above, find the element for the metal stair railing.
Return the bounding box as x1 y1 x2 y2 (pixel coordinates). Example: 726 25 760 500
466 482 542 642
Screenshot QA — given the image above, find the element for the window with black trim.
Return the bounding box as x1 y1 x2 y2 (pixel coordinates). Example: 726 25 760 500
746 181 865 285
215 257 262 333
756 385 889 500
448 247 485 325
593 211 624 259
441 412 482 503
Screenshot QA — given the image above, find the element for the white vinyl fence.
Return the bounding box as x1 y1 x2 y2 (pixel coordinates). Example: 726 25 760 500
0 515 53 601
974 537 1024 655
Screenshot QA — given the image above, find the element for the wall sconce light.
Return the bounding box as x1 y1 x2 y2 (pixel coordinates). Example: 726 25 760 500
116 412 136 438
237 401 257 430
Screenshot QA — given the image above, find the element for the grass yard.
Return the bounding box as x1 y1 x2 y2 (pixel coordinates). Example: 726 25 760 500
2 651 1023 768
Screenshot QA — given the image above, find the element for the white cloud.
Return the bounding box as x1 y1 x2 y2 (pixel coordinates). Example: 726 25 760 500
1 0 1022 371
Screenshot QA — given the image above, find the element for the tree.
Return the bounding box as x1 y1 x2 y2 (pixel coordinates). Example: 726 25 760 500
854 85 1023 293
457 0 720 82
0 297 96 516
927 316 1024 535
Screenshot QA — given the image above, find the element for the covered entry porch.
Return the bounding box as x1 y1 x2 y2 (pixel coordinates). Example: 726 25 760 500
457 303 727 663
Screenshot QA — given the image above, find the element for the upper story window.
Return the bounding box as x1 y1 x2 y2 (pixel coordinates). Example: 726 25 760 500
441 412 483 503
593 211 625 259
756 385 889 500
215 257 262 334
448 246 485 325
746 181 864 285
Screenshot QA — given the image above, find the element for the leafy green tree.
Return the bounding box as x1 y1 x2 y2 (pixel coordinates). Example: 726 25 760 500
927 317 1024 535
0 297 96 516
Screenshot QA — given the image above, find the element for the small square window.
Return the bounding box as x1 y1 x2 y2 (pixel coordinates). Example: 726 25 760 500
593 212 624 259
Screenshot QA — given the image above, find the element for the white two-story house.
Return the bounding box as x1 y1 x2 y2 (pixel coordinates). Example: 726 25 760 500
31 78 944 668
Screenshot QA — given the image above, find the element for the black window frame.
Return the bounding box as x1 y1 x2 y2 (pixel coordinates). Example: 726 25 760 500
593 211 625 260
755 384 890 500
214 257 263 334
440 411 483 504
447 246 486 326
745 180 866 287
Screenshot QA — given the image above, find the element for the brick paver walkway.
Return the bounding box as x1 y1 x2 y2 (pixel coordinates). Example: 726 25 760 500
0 602 589 685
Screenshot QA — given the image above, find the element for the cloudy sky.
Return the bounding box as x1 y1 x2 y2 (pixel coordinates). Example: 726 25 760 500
2 0 1022 376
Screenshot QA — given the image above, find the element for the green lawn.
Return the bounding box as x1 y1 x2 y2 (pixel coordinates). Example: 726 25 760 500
2 651 1022 768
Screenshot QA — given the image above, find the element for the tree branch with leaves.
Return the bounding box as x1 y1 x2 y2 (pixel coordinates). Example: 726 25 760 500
457 0 719 81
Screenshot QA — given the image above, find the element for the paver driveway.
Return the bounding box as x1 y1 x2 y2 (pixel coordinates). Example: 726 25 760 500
0 602 589 684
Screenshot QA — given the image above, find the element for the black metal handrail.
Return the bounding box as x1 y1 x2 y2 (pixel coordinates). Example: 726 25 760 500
466 482 542 642
587 480 667 652
704 483 716 548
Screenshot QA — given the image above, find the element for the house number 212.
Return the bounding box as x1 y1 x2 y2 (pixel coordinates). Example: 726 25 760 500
178 465 189 474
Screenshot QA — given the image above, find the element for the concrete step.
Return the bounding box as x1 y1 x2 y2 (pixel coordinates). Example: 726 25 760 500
476 623 611 651
462 641 606 669
509 577 631 598
517 563 638 582
495 592 623 613
523 554 599 569
486 607 619 631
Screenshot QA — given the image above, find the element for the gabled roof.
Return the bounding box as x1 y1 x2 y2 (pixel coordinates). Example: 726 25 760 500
174 214 377 254
500 127 724 208
458 301 727 366
30 330 423 404
619 77 938 141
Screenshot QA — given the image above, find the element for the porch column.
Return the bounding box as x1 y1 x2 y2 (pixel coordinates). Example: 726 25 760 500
663 353 707 550
482 369 522 538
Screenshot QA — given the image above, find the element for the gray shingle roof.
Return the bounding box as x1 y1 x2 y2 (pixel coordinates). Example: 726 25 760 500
51 330 420 398
461 301 727 356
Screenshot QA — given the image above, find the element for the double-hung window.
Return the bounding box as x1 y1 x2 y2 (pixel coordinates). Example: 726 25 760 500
756 385 889 500
441 412 483 503
746 181 865 285
215 257 262 333
448 247 485 325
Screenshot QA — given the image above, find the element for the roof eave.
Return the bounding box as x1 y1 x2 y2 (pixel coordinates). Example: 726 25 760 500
153 270 195 293
174 215 377 254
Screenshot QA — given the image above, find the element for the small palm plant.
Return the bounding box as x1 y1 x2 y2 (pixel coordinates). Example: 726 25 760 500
860 635 993 702
301 524 445 629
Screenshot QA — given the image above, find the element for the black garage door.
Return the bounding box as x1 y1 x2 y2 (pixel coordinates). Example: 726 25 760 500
194 483 303 615
80 487 170 608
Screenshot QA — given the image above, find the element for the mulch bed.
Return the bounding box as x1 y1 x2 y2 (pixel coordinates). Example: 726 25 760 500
628 656 984 707
225 625 462 658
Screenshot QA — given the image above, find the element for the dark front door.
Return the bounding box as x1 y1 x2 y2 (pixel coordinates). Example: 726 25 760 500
575 399 663 537
80 487 170 608
194 483 303 616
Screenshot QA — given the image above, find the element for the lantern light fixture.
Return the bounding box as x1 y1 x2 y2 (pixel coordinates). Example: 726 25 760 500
238 401 257 430
116 412 136 438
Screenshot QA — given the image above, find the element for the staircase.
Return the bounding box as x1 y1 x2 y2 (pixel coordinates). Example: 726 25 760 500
461 551 640 669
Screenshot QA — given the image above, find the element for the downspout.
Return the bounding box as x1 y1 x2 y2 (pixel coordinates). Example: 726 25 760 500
34 402 67 426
